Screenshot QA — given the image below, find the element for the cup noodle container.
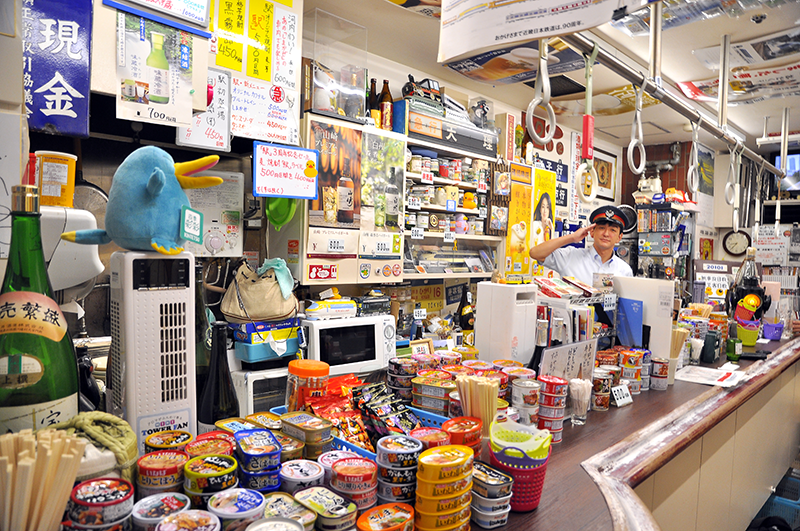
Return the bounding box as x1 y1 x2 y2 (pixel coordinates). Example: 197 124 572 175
35 151 77 207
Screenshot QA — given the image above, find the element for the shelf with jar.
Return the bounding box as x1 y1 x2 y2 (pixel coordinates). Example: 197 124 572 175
402 230 502 242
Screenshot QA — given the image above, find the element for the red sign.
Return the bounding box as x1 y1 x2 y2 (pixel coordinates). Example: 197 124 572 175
308 264 337 281
270 86 285 103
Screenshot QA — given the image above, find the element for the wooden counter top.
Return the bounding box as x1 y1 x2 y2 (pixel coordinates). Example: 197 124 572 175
504 337 800 530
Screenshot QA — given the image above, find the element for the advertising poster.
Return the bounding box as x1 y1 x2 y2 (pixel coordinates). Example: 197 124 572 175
552 84 660 117
678 60 800 105
505 182 532 278
696 143 715 196
693 27 800 70
360 132 405 233
384 0 441 18
309 120 362 229
116 13 193 127
532 161 556 246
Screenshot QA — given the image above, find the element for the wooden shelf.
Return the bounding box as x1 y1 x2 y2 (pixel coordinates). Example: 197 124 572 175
403 230 502 242
405 202 480 215
407 136 498 163
405 271 492 280
406 172 480 190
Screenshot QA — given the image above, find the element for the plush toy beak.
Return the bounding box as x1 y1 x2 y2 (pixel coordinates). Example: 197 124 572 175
174 155 223 189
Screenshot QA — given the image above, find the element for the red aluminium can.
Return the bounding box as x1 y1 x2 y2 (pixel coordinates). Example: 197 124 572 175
536 375 569 396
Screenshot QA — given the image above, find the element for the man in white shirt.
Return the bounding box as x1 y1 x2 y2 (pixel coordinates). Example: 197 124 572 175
529 206 633 285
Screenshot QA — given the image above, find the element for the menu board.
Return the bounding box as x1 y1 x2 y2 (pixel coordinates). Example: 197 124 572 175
539 338 598 382
252 142 318 200
176 69 230 151
230 77 299 145
124 0 210 26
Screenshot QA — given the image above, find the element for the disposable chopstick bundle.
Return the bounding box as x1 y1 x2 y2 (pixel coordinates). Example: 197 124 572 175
0 429 85 531
455 374 499 437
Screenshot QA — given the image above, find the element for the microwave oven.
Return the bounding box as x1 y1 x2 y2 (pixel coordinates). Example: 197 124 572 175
301 314 396 376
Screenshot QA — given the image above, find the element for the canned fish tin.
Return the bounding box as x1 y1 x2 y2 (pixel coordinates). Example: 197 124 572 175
132 492 191 531
415 472 473 498
356 503 414 531
461 360 494 373
472 462 513 499
280 412 333 443
136 481 182 502
436 351 462 366
448 391 462 418
239 467 281 491
270 431 305 462
412 392 449 413
303 437 334 461
186 438 234 459
417 445 474 482
331 458 378 493
333 486 377 512
154 510 220 531
376 435 423 468
650 375 668 391
538 405 564 419
197 431 237 447
184 480 238 511
235 429 282 472
294 486 358 531
414 504 471 530
415 489 472 513
511 379 540 407
215 418 262 434
470 490 511 513
137 451 189 488
412 377 457 399
441 365 474 378
651 358 670 378
442 417 482 446
591 393 610 412
388 385 413 401
551 428 564 444
388 357 419 376
592 370 613 394
376 479 415 501
145 430 193 453
597 365 622 387
417 369 453 381
377 464 416 484
184 455 238 493
412 353 438 371
245 517 304 531
207 488 266 530
262 492 318 531
69 478 134 526
538 393 566 408
409 427 450 449
537 416 564 431
387 373 414 389
416 518 471 531
246 412 282 430
318 451 359 483
536 375 569 396
279 460 324 494
492 360 522 371
515 406 538 426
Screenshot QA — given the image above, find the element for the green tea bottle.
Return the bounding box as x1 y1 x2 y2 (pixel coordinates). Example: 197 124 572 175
147 32 170 104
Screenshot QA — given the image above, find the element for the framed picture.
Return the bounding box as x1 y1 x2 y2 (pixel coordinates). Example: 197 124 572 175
410 338 434 357
593 147 617 201
696 142 715 196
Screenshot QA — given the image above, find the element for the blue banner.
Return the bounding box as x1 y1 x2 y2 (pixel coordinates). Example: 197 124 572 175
23 0 93 137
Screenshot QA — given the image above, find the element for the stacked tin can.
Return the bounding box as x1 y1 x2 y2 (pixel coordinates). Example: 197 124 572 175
234 429 282 493
183 454 239 510
137 450 189 500
330 456 379 514
591 369 613 413
281 411 334 460
471 461 514 529
412 376 456 416
68 478 134 529
650 357 670 391
510 378 540 428
375 434 422 506
415 445 474 531
536 375 569 443
387 356 419 404
618 349 644 395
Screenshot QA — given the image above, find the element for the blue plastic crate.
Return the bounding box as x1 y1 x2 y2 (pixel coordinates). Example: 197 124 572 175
755 495 800 528
776 476 800 502
270 405 448 460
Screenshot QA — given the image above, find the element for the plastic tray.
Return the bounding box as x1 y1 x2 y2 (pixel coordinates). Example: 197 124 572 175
270 405 447 460
776 476 800 503
755 494 800 528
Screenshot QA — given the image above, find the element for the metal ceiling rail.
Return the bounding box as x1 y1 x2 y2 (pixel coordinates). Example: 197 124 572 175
559 32 786 180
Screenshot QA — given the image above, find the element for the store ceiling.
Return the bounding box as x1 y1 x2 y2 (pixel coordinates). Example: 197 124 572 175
303 0 800 157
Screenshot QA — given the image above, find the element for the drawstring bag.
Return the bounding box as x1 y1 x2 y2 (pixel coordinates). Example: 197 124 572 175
220 259 298 324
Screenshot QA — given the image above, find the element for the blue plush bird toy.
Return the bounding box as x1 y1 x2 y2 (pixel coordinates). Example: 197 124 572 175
61 146 223 255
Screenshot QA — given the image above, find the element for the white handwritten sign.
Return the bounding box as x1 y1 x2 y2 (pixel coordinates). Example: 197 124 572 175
272 8 298 90
177 69 231 152
539 338 597 381
253 142 318 200
231 77 299 145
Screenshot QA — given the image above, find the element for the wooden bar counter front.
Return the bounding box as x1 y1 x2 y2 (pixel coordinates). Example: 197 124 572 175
503 336 800 531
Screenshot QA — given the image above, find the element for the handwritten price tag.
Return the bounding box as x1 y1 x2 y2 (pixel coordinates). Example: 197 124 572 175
603 293 617 311
443 231 455 243
408 197 421 210
477 181 487 193
328 239 345 252
421 171 434 184
413 308 427 320
479 207 487 219
411 228 425 240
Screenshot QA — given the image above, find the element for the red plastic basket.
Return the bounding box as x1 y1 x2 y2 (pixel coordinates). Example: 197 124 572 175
490 448 550 512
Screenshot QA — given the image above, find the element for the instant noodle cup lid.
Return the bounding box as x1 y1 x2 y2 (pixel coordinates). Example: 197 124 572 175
132 492 191 525
154 509 221 531
196 430 237 446
356 503 414 531
288 359 329 378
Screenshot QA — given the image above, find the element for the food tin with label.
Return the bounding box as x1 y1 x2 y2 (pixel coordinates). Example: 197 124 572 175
417 445 474 482
377 464 416 484
595 352 618 367
184 455 238 493
415 472 472 498
641 374 651 391
136 481 182 502
137 451 189 488
591 393 610 412
376 479 415 501
629 379 642 395
453 345 478 361
515 405 539 427
303 437 333 460
262 492 318 531
294 486 358 531
239 467 281 491
318 451 359 483
132 492 191 531
244 517 304 531
375 435 423 468
551 428 564 444
270 431 305 462
511 379 540 407
416 369 453 381
280 413 333 443
621 366 641 380
411 353 438 371
536 375 569 396
472 462 513 499
279 460 325 494
356 503 414 531
538 405 564 419
386 373 414 389
246 412 282 430
483 370 510 401
597 365 622 387
186 439 234 459
492 360 521 371
470 504 510 529
650 374 668 391
592 370 613 394
183 480 237 511
442 417 482 446
414 504 471 530
537 416 564 431
412 392 449 413
539 392 567 408
145 431 193 454
470 491 511 513
619 351 643 368
501 367 536 385
330 458 378 493
207 489 265 531
154 510 220 531
235 429 282 472
436 351 462 366
448 391 462 418
215 418 262 434
651 357 670 378
197 431 238 447
331 486 377 513
415 488 472 513
408 427 450 450
412 377 457 399
387 385 412 401
68 478 134 526
461 360 494 374
441 365 474 378
388 357 419 376
641 363 651 377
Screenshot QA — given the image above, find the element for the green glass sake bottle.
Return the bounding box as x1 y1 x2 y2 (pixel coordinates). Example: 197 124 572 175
147 32 170 104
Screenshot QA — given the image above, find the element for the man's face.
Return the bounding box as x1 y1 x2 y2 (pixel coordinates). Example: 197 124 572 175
590 221 623 252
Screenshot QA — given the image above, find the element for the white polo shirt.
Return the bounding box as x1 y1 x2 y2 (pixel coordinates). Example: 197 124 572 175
543 244 633 285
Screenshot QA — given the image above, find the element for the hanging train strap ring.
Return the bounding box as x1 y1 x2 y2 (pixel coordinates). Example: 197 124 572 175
526 38 556 146
627 79 648 176
577 44 600 203
686 116 703 197
724 140 743 206
752 159 765 239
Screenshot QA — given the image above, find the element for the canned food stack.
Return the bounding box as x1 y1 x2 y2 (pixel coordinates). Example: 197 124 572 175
294 485 359 531
410 427 452 450
412 376 456 417
641 359 651 391
153 510 221 530
207 488 267 529
280 412 334 460
263 491 319 531
415 445 475 531
235 429 282 493
131 492 192 530
68 478 134 530
375 434 421 506
483 369 510 402
330 456 379 514
137 450 189 500
471 461 514 529
462 359 494 374
443 417 483 455
511 379 540 427
280 460 325 494
619 349 644 395
357 503 415 531
318 450 359 484
591 369 613 414
535 376 568 442
144 430 193 454
183 454 239 510
650 357 670 391
271 430 305 462
388 357 419 404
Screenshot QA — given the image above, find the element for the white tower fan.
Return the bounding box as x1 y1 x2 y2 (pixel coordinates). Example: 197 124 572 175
107 250 197 454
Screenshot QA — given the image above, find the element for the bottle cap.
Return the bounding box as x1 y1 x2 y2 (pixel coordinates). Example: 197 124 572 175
288 359 329 378
12 185 38 213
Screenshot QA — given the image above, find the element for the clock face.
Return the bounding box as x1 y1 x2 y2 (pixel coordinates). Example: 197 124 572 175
724 231 750 256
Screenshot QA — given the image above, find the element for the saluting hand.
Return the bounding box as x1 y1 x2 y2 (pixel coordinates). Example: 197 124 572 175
568 223 596 244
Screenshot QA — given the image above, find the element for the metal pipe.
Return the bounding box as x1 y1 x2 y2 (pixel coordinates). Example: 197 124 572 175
559 32 785 179
648 2 663 86
717 34 730 130
780 107 790 174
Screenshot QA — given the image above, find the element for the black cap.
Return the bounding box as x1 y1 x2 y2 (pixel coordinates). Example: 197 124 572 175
589 205 627 231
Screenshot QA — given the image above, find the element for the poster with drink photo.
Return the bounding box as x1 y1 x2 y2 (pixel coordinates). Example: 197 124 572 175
360 131 405 233
309 120 363 229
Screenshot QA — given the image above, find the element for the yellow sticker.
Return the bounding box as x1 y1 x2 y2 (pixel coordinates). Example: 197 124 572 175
216 0 246 71
0 291 68 342
272 0 292 6
246 0 274 82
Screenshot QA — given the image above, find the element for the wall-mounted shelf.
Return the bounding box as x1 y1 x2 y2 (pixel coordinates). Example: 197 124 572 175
406 172 480 190
405 272 492 280
405 202 480 215
403 230 502 242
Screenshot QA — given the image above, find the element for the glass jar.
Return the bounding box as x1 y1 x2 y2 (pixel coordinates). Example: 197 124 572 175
410 155 422 173
285 359 329 412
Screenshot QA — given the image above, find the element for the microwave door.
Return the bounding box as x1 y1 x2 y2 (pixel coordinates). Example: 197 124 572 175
318 323 381 374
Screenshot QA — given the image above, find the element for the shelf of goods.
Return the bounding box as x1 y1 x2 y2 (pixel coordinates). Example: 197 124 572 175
403 128 498 162
406 202 480 216
403 230 502 242
405 271 493 280
406 171 479 190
